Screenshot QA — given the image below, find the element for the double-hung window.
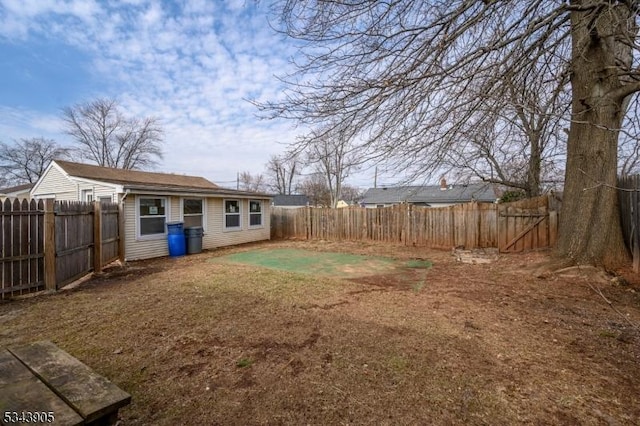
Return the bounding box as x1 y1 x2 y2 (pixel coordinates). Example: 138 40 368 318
249 200 263 227
224 199 241 230
81 189 93 202
138 197 167 237
183 198 204 227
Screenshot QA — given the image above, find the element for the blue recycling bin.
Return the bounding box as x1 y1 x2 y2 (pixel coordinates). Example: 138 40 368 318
166 222 186 256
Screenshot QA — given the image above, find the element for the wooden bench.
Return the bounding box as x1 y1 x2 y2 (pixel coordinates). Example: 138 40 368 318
0 341 131 425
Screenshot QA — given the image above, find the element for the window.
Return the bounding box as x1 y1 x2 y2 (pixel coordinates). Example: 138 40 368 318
183 198 203 227
224 199 241 229
249 200 263 227
139 197 167 236
99 196 112 204
81 189 93 202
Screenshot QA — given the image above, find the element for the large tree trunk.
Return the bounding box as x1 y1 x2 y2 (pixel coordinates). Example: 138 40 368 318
558 4 631 269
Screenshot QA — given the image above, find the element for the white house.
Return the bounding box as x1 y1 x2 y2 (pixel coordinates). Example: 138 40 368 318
31 160 272 261
0 183 34 200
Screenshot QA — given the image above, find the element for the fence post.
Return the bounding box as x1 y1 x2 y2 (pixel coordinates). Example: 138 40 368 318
44 199 56 290
93 201 102 273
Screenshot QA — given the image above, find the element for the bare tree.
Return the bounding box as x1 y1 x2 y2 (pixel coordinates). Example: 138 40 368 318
238 171 268 192
263 1 640 268
340 184 364 204
0 138 70 184
618 97 640 176
62 98 163 170
305 126 360 208
266 153 300 194
297 172 331 207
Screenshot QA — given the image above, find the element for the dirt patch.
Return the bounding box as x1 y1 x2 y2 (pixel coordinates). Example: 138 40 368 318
1 240 639 425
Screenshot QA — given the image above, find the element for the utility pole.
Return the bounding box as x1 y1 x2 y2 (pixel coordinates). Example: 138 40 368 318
374 166 378 189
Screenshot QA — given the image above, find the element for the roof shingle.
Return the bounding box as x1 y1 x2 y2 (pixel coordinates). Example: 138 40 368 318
361 183 497 205
54 160 219 190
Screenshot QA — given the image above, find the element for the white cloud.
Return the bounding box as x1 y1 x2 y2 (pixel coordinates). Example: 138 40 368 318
0 0 303 183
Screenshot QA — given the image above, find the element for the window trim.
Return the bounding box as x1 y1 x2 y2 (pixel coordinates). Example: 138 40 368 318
248 199 264 228
181 197 206 230
81 189 93 202
223 199 242 231
136 196 169 240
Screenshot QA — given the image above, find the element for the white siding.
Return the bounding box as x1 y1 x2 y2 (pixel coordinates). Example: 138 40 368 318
124 195 270 261
204 198 270 249
76 181 118 201
124 195 171 261
31 166 77 200
32 166 119 202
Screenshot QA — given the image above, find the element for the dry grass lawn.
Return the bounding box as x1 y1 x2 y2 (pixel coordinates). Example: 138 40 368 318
1 240 639 425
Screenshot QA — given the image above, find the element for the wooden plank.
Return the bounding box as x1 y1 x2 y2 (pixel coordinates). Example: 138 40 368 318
0 349 84 426
9 341 131 424
502 216 546 251
44 199 56 291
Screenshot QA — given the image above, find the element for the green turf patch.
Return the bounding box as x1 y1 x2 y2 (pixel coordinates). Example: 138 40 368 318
405 259 433 269
211 248 401 278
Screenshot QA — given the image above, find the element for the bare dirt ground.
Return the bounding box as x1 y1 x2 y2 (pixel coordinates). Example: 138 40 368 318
1 240 639 425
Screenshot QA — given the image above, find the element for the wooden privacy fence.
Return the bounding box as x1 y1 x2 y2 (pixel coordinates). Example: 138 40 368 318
1 199 122 299
271 195 558 252
619 174 640 272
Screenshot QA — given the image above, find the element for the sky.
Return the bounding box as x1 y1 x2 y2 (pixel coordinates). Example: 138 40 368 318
0 0 385 189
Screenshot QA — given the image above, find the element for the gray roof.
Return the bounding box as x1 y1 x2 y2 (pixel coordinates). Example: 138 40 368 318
0 183 34 195
361 183 497 205
271 194 309 206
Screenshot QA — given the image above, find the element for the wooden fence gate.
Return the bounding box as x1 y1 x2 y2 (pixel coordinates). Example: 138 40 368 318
1 199 122 299
497 196 558 253
0 199 45 298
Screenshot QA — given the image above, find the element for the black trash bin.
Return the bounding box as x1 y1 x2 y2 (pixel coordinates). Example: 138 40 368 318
184 226 204 254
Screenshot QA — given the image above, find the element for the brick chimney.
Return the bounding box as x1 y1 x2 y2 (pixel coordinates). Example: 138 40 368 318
440 177 447 190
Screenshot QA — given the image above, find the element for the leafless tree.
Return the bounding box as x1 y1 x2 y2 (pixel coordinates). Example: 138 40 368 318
297 172 331 207
618 97 640 176
263 1 640 268
266 153 300 194
305 125 360 208
62 98 163 170
238 171 268 192
0 138 70 184
340 184 364 204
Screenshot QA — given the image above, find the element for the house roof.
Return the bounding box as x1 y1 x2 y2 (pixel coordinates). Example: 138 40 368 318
361 183 497 205
271 194 310 206
0 183 34 195
54 160 219 190
49 160 271 198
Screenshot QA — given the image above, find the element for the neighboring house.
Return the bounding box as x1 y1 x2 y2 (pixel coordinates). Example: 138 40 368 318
271 194 310 209
336 200 356 208
31 160 272 261
360 180 498 208
0 183 34 200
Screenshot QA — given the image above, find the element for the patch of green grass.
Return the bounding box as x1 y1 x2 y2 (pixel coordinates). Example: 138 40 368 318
405 259 433 269
598 330 617 339
388 355 410 372
236 358 253 368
